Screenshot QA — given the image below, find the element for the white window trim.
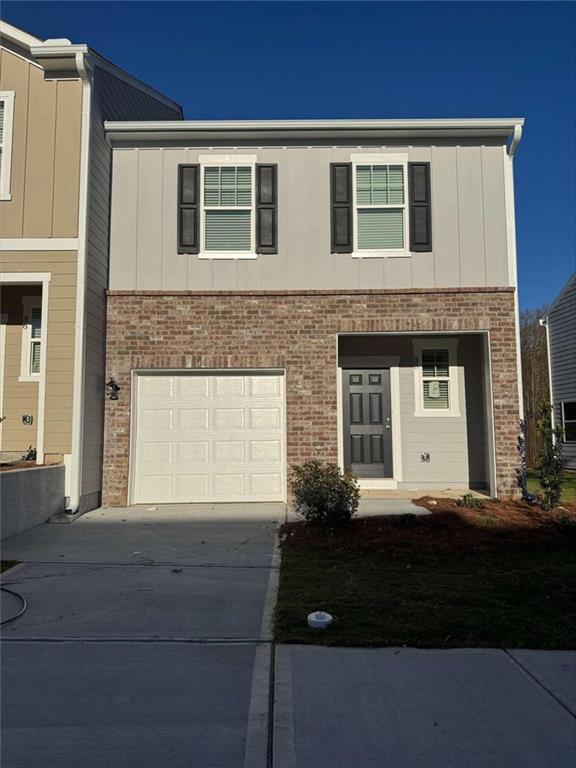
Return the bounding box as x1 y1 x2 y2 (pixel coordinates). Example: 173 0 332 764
413 338 461 417
0 91 15 201
562 401 576 443
198 154 257 260
350 152 409 259
19 296 42 382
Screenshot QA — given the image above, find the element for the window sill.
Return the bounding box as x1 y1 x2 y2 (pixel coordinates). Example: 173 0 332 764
0 193 12 201
18 374 40 383
198 252 258 260
351 251 410 259
413 410 462 418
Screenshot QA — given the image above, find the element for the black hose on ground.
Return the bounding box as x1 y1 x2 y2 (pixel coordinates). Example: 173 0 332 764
0 586 28 625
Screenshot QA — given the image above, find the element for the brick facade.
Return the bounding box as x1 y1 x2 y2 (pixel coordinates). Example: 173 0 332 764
103 288 520 505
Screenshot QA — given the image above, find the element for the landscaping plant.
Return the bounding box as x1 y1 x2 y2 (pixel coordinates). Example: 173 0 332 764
536 401 565 512
456 493 485 510
290 460 359 528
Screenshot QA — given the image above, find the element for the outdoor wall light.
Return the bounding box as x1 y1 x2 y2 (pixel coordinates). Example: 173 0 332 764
106 378 120 401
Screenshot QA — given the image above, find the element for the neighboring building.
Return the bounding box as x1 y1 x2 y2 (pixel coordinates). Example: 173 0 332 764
0 22 182 511
542 273 576 470
102 118 524 506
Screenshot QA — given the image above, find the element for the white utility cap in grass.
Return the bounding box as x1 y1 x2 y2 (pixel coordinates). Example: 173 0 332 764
307 611 333 630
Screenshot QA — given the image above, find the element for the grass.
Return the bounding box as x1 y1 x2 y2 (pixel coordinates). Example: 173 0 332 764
527 469 576 504
275 498 576 649
0 561 19 574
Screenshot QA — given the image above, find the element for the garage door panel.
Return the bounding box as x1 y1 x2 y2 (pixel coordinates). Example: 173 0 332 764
214 408 245 430
177 409 209 430
133 373 285 503
177 441 209 464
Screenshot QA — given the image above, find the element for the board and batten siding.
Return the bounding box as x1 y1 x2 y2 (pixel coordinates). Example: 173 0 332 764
0 47 82 238
109 142 511 291
80 67 181 509
548 273 576 469
338 334 489 488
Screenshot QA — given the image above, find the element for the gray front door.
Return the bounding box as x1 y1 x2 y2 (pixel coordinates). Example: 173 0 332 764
343 369 392 478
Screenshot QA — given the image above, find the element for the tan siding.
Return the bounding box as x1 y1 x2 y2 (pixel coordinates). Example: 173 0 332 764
0 251 77 455
52 80 82 236
0 48 82 238
109 142 511 292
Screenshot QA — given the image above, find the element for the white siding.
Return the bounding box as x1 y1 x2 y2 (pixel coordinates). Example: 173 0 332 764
109 142 511 292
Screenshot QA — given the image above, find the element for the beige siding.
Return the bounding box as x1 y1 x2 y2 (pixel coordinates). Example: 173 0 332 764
0 252 77 455
0 48 82 238
109 142 511 292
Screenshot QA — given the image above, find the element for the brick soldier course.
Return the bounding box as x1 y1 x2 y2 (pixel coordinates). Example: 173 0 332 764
103 287 519 506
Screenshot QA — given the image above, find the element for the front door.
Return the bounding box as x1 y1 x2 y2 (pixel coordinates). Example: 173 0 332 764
343 369 392 478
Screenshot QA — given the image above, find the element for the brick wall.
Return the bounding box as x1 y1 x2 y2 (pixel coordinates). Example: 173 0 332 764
103 288 520 505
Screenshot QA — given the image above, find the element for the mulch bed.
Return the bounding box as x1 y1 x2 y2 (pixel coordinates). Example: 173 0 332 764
281 496 576 555
0 461 44 472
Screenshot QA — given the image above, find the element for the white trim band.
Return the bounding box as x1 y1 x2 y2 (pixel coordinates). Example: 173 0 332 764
1 238 79 251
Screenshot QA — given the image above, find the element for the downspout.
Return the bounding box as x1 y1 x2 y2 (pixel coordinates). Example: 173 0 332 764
539 316 556 441
67 51 92 513
505 126 524 424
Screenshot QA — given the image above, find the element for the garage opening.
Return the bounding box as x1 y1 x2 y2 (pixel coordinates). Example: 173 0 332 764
130 370 286 504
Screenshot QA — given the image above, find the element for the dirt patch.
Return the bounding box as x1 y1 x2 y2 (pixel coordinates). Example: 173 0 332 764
0 461 46 472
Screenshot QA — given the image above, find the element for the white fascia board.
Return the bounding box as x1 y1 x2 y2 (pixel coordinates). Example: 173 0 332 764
0 21 43 49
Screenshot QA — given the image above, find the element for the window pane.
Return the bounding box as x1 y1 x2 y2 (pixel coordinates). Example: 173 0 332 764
355 164 404 206
356 166 372 204
422 349 449 377
423 379 449 409
31 307 42 339
357 208 403 250
204 166 252 207
565 422 576 443
387 165 404 204
371 166 388 205
0 100 4 144
563 402 576 421
30 340 41 374
205 210 251 251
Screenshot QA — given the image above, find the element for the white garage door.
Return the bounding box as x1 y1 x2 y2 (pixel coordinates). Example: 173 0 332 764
132 372 286 504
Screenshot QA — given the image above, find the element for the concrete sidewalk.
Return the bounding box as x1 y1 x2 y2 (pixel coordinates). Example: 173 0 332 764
274 645 576 768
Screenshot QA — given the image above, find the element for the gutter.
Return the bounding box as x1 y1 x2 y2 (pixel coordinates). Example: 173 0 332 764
67 50 92 513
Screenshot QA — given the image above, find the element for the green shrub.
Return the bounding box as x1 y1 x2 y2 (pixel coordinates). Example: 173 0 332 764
456 493 485 510
536 401 565 512
290 460 360 527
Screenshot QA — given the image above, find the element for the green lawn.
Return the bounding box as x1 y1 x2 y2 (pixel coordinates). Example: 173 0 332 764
527 469 576 503
275 501 576 649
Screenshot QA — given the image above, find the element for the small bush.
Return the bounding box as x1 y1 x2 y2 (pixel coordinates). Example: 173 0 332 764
290 460 359 528
393 513 419 528
536 401 565 512
456 493 485 510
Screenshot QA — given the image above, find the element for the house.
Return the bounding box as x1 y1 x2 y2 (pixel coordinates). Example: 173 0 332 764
541 273 576 470
0 21 182 513
102 118 524 506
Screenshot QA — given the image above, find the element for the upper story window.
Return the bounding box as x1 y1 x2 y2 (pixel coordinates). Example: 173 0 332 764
330 156 432 256
202 165 254 255
177 157 277 259
0 91 15 201
562 402 576 443
20 297 42 382
413 338 460 417
354 163 407 253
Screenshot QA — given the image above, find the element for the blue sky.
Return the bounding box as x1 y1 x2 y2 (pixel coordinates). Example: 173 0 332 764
3 1 574 309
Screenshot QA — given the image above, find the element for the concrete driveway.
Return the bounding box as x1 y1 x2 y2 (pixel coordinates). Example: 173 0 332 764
1 503 283 768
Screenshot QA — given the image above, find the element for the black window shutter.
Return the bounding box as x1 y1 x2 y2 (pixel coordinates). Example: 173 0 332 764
330 163 353 253
178 164 199 254
256 164 277 254
408 162 432 252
